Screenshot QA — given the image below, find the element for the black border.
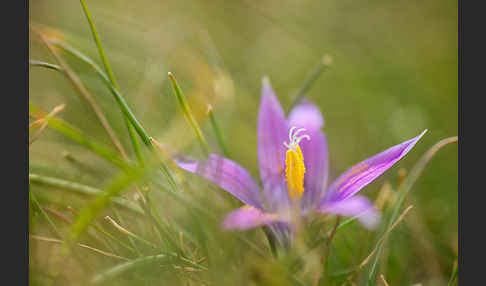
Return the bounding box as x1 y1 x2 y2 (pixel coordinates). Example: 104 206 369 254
4 0 29 285
459 0 484 284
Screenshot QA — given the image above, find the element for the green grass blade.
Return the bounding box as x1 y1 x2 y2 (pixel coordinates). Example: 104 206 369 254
447 263 458 286
29 186 63 239
78 0 144 164
137 190 183 253
29 173 144 215
168 72 210 157
90 222 138 255
47 41 178 191
207 105 231 158
90 254 169 284
109 208 143 257
366 136 458 285
66 167 148 249
49 40 151 147
29 104 129 170
336 217 357 231
29 60 61 71
150 179 267 257
78 0 117 86
36 33 130 160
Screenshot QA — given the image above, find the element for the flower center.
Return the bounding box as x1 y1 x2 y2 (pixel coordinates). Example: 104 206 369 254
284 127 310 199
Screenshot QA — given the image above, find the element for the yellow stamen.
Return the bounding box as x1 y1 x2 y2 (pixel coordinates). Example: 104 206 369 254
285 145 306 199
283 127 310 199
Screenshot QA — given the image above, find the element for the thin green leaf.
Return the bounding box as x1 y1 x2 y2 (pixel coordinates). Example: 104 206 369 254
78 0 144 164
207 105 231 158
91 254 169 284
29 104 129 170
447 263 458 286
29 187 63 239
168 72 210 157
29 60 61 71
51 42 177 191
64 165 152 256
29 173 144 215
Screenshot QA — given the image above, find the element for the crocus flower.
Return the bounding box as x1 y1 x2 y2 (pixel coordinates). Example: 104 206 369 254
176 77 426 246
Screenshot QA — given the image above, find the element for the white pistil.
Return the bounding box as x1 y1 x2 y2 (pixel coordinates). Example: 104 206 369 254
284 126 310 150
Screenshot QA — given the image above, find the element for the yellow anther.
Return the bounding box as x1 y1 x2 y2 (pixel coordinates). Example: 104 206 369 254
285 145 306 199
283 127 310 199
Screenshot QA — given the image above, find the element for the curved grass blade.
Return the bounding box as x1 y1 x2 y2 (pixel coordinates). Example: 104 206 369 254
29 60 61 71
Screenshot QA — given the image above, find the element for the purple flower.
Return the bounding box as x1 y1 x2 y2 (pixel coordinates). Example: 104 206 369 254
175 77 426 246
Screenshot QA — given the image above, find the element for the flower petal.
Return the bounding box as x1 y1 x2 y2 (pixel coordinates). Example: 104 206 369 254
262 176 290 213
317 195 380 229
288 99 325 131
175 154 262 208
323 130 427 203
222 206 280 230
257 77 288 184
288 99 329 208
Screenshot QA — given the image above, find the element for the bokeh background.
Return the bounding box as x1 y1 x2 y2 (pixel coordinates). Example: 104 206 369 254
29 0 457 285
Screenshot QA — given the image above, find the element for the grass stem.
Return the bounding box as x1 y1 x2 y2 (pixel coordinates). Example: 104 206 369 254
207 105 231 158
291 55 332 108
35 32 129 159
78 0 144 165
168 72 210 157
29 173 143 214
29 59 61 71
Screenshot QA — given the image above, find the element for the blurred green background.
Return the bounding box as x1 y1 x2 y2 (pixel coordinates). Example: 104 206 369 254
29 0 457 285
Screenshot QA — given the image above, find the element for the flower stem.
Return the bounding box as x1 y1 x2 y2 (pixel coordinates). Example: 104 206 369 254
291 55 332 108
